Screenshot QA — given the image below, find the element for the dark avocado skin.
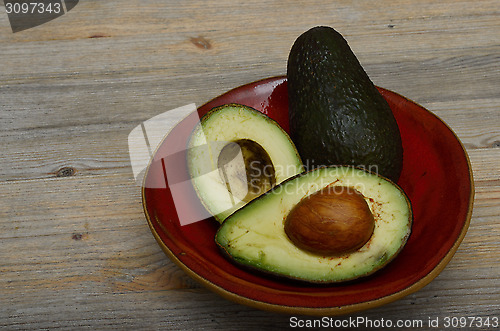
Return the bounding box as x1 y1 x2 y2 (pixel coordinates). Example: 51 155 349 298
287 26 403 182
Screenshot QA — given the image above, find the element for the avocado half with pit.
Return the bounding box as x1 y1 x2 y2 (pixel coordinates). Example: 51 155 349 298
215 166 412 283
187 104 304 223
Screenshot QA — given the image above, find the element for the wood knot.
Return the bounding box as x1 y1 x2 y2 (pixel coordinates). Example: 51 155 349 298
72 232 89 240
190 36 212 50
57 167 76 177
72 233 83 240
492 141 500 148
89 34 108 38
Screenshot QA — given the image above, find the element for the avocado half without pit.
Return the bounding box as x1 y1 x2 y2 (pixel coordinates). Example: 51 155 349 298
187 104 304 223
215 166 412 284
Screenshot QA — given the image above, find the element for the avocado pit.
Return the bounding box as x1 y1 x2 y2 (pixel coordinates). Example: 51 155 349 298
284 185 375 256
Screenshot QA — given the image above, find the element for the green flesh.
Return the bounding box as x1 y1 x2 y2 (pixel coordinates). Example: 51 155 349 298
216 166 412 283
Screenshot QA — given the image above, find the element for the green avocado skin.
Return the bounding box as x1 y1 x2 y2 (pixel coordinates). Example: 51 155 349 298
287 26 403 182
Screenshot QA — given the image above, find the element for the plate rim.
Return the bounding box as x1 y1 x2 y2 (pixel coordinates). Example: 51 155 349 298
141 76 474 316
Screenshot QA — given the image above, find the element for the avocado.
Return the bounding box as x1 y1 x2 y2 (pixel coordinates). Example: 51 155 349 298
287 26 403 182
215 166 412 283
187 104 304 223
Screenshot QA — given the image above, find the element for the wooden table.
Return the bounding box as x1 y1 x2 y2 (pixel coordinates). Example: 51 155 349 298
1 0 498 329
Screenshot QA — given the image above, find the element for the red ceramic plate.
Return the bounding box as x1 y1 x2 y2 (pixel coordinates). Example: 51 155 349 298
142 76 474 315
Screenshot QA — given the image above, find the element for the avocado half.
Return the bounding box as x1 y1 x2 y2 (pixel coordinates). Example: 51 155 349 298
187 104 304 223
215 166 412 283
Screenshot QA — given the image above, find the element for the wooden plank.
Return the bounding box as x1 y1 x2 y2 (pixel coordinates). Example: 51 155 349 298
0 170 498 324
0 0 498 329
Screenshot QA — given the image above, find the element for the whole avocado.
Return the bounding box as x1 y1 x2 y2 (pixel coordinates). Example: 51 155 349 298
287 26 403 181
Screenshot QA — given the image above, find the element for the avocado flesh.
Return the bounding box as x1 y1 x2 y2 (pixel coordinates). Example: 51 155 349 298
187 104 304 223
215 166 412 283
287 26 403 182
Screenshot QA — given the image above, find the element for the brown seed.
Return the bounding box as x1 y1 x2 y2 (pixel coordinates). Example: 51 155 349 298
284 185 375 256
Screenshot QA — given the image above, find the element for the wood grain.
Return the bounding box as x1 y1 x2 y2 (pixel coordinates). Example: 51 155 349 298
0 0 498 329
